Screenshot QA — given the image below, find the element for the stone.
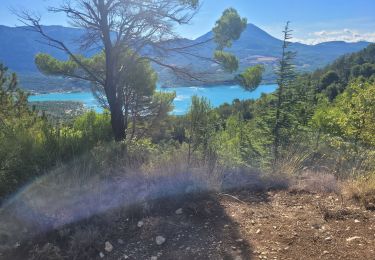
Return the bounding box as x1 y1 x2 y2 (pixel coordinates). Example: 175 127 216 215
151 256 158 260
118 239 124 244
105 241 113 252
354 219 360 223
325 236 332 241
175 208 183 215
124 255 129 259
156 236 166 245
99 252 105 258
137 221 144 228
346 236 361 242
256 229 261 234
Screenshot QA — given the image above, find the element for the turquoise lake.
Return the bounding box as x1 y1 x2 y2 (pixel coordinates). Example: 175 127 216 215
29 84 277 115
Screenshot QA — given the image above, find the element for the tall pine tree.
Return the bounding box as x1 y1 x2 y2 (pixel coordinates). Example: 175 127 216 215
273 22 296 161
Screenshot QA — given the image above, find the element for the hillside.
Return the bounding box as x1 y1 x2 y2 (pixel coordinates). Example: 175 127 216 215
0 24 370 91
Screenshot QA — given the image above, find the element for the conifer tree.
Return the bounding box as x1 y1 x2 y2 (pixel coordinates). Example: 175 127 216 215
273 22 296 161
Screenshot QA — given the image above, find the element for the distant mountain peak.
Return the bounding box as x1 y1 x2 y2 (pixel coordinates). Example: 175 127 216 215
0 24 370 87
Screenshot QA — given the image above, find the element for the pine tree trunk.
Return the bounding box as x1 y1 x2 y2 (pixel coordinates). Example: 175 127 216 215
110 101 126 141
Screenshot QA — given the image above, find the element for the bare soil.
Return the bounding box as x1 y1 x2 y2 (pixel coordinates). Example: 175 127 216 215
2 189 375 260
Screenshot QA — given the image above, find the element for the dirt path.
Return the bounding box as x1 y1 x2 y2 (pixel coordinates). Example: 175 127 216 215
2 190 375 260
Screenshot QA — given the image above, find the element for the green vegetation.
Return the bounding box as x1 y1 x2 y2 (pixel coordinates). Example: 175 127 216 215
1 2 374 217
2 43 375 201
0 65 113 198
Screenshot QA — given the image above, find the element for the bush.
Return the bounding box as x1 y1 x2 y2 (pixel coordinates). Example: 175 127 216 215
343 174 375 210
0 108 113 199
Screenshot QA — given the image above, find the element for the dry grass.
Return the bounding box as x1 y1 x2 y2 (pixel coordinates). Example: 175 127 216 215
342 174 375 210
0 142 291 253
291 170 339 194
29 243 64 260
68 226 101 259
273 145 312 176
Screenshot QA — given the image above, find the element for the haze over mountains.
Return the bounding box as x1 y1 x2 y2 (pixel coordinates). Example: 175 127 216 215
0 24 370 91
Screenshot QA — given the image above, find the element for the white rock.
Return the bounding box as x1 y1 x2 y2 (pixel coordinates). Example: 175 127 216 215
156 236 166 245
151 256 158 260
256 229 261 234
99 252 105 258
105 241 113 252
325 237 332 241
346 236 361 242
175 208 183 215
124 255 129 259
137 221 144 228
354 219 360 223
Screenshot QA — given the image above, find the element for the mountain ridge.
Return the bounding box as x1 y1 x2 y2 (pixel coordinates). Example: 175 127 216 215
0 24 371 90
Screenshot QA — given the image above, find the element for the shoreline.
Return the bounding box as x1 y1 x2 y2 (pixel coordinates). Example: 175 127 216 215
28 82 277 95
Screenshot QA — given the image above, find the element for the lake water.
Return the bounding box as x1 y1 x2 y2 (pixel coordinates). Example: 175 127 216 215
29 84 277 115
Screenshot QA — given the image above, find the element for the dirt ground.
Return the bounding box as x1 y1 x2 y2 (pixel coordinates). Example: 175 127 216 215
3 188 375 260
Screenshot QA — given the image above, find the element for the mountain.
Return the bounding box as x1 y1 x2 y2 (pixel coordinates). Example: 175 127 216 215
0 24 371 91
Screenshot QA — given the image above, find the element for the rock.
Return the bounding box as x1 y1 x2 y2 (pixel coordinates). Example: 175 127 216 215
354 219 360 223
118 239 124 244
156 236 166 245
105 241 113 252
151 256 158 260
175 208 183 215
346 236 361 242
325 236 332 241
99 252 105 258
137 221 144 228
236 238 244 243
124 255 129 259
311 224 320 229
256 229 261 234
323 251 329 255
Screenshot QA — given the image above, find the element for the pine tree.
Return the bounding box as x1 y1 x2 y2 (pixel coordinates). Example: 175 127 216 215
273 22 296 161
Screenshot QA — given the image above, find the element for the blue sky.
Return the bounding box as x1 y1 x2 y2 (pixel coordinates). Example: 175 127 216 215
1 0 375 44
